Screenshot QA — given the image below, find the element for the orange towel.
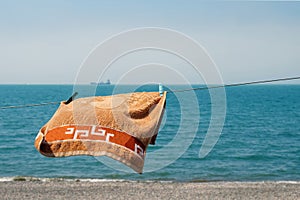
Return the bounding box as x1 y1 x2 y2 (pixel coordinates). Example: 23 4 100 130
34 92 166 173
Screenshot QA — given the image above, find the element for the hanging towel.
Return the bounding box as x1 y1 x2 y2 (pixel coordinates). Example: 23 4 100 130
34 91 166 173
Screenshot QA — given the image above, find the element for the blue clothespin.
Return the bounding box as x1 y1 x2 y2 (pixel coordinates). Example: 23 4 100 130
159 83 163 96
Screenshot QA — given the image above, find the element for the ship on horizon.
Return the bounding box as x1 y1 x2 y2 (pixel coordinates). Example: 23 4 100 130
90 79 111 85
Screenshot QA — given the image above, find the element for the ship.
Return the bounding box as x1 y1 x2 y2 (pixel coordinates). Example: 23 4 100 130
90 79 111 85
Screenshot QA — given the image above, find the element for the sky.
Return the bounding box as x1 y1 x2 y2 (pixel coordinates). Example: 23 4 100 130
0 0 300 84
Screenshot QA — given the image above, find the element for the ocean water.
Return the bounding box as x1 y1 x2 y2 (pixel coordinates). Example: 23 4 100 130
0 84 299 182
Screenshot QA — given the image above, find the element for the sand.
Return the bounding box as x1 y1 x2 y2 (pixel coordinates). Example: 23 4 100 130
1 181 299 200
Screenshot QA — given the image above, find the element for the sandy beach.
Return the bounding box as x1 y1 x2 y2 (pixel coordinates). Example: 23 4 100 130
1 181 299 200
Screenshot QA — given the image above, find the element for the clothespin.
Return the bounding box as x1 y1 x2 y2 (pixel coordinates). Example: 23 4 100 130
65 92 78 104
159 84 163 97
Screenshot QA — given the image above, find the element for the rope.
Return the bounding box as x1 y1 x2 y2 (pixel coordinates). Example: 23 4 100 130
0 76 299 110
0 101 60 110
168 76 300 93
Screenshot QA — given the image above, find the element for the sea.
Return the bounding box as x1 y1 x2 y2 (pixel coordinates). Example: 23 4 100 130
0 84 299 182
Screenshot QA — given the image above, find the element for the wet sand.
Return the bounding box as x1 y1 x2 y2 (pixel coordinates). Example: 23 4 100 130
1 181 299 200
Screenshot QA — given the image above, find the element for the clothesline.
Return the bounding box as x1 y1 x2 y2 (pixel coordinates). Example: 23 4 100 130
1 76 299 110
167 76 300 93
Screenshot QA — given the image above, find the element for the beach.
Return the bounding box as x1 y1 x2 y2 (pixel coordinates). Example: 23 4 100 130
1 181 299 200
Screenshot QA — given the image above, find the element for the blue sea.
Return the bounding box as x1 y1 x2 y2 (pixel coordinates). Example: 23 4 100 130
0 84 299 182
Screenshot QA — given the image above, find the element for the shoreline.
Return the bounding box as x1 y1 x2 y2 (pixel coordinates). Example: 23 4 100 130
1 180 299 200
1 176 300 183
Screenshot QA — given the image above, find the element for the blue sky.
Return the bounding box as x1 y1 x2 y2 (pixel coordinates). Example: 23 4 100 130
1 1 299 84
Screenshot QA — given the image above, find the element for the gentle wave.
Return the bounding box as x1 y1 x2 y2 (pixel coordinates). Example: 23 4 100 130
0 176 178 183
1 176 300 185
0 176 127 183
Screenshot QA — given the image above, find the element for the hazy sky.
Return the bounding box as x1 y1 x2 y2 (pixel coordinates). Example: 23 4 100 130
1 1 299 84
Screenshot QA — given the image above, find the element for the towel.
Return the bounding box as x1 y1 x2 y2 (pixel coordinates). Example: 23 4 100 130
34 91 166 173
